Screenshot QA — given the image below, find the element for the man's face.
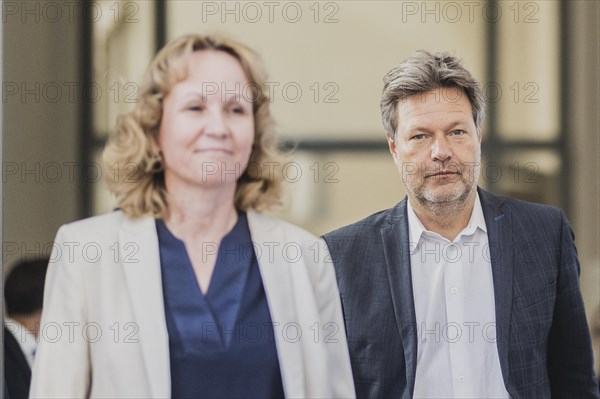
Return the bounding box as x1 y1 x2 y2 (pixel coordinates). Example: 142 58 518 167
387 87 482 208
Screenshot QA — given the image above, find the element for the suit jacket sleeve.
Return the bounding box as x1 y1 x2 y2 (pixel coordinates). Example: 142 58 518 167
547 210 600 398
29 225 91 398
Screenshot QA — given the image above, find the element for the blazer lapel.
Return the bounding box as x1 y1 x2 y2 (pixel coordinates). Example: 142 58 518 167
479 188 514 387
381 199 418 396
119 215 170 398
247 211 305 399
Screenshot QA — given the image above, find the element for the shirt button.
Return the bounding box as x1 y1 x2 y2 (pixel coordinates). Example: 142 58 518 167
458 376 465 383
444 244 458 263
450 286 459 294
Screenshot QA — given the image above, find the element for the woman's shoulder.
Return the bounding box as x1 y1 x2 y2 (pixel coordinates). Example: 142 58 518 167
55 210 151 241
246 210 321 244
59 210 126 230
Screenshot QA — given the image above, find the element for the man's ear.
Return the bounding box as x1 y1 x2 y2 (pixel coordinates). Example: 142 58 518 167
387 133 398 159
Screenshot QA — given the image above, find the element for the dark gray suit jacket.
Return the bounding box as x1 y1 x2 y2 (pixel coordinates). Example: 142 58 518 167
324 188 599 398
4 326 31 399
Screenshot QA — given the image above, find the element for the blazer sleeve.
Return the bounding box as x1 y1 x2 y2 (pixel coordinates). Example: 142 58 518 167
546 211 600 398
29 225 91 398
311 239 355 398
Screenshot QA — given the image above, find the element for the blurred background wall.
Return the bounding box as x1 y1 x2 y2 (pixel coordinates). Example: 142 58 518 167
3 0 599 371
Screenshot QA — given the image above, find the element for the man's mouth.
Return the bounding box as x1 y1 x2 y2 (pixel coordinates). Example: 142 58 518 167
426 170 459 178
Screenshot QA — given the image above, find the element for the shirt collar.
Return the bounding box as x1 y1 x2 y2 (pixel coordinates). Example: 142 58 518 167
468 192 488 234
406 199 428 252
406 192 488 254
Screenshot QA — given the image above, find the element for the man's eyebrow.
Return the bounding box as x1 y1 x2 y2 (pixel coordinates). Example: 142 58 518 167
406 126 433 134
406 121 471 134
444 121 471 131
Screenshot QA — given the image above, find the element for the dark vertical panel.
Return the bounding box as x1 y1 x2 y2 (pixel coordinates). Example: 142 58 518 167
484 0 500 193
559 0 572 216
79 0 93 218
155 1 167 53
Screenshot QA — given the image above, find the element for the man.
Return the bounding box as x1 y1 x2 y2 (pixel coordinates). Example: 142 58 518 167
324 51 599 398
4 258 48 399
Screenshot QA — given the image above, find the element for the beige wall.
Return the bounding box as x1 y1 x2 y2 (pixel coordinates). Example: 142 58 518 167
497 1 560 140
90 1 155 214
3 1 80 270
168 1 486 140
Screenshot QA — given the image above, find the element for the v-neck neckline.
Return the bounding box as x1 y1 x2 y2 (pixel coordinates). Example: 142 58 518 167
156 212 254 349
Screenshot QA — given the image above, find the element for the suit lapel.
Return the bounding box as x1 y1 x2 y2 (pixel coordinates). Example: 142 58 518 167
479 188 514 387
119 215 170 398
247 211 305 399
381 199 418 396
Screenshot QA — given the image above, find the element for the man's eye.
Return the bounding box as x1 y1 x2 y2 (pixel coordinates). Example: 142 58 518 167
451 130 465 136
232 106 245 114
412 134 426 140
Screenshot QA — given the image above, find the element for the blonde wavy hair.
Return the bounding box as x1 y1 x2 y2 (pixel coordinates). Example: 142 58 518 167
102 34 285 218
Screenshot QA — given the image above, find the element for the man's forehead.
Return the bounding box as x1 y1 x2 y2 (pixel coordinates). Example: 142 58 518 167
397 99 473 121
400 89 471 107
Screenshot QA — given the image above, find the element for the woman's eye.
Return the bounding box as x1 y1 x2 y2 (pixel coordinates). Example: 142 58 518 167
232 106 245 114
187 105 203 111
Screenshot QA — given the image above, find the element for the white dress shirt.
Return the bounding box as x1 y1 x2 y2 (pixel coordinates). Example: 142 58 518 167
5 317 38 367
408 193 510 398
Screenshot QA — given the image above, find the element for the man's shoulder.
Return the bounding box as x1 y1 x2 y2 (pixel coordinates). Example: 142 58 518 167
322 207 399 263
323 204 400 243
480 189 564 221
3 324 20 350
479 189 567 241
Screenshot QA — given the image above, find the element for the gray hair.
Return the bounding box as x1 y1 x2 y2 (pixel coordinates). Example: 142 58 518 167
381 50 485 140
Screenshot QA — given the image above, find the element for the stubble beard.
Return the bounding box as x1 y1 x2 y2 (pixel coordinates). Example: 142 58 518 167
409 171 478 218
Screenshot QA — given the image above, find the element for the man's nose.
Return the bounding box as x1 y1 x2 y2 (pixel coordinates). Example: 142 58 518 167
431 137 453 162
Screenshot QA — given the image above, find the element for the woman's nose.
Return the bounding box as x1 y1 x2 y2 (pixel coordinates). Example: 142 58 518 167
204 108 229 138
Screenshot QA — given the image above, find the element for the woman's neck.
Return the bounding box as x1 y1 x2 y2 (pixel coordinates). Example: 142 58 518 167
165 183 238 241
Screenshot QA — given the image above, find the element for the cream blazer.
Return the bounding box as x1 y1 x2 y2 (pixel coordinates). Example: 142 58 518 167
30 210 355 398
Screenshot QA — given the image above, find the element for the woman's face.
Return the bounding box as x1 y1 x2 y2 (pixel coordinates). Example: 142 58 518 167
158 50 255 193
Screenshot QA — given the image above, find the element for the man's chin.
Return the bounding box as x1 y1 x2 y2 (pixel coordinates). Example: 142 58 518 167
417 187 473 206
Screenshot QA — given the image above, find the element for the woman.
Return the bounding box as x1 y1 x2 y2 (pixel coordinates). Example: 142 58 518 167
30 34 354 398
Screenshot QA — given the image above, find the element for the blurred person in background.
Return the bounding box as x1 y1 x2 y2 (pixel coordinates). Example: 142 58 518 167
324 50 599 398
29 34 353 398
4 258 48 399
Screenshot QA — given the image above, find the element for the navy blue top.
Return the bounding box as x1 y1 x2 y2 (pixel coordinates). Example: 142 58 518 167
157 212 285 399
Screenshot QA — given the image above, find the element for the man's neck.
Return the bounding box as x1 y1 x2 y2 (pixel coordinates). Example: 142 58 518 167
410 193 477 241
6 313 41 337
